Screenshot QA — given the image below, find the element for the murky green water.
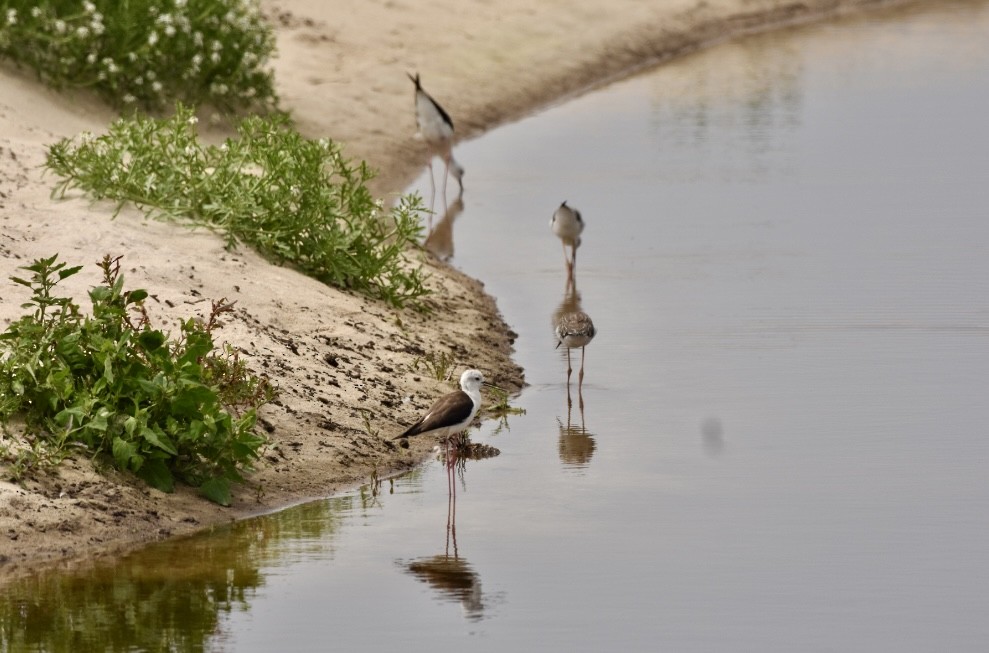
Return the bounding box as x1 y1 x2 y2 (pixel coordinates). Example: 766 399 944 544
4 1 989 650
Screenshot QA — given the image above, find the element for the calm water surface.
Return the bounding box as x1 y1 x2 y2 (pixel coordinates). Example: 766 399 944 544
4 2 989 650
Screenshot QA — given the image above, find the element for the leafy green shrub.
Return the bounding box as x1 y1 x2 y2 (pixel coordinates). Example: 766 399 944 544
0 0 277 112
45 105 430 308
0 254 275 505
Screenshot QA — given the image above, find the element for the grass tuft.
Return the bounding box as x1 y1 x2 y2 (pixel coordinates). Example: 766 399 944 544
45 105 430 309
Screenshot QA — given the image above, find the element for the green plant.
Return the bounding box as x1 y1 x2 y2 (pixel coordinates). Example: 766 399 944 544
0 254 275 504
45 105 430 308
0 428 75 482
0 0 277 112
357 408 379 439
410 350 456 382
485 385 525 435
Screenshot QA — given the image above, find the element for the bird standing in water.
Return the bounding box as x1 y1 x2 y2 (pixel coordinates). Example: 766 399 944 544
555 311 596 389
395 369 494 444
408 72 464 205
550 201 584 273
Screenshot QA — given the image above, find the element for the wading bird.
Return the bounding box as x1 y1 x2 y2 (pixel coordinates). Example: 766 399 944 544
408 72 464 205
555 310 596 390
550 201 584 273
395 369 495 445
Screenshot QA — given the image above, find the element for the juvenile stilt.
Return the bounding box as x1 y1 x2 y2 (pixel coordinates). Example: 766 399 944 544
555 311 596 391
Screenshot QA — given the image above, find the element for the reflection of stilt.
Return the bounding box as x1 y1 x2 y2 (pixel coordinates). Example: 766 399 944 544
424 194 464 262
559 383 595 468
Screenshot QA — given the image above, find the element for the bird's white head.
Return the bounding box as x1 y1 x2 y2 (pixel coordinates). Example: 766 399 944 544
459 369 486 394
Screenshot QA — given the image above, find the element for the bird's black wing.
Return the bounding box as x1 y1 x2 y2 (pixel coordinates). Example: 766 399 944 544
395 390 474 438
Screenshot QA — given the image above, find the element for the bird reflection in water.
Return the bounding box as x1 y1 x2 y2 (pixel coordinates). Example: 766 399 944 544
558 382 596 469
404 443 499 622
423 194 464 261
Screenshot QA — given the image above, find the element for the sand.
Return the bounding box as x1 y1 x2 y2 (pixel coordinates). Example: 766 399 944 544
0 0 911 580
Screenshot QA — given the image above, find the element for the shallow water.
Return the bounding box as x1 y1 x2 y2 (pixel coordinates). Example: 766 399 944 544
4 1 989 650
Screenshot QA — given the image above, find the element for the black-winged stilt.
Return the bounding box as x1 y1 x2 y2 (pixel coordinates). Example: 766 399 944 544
395 369 494 443
550 201 584 272
554 275 596 391
555 312 596 388
408 72 464 204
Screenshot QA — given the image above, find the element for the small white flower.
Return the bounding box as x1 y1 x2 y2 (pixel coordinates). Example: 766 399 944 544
75 26 89 38
30 7 41 18
151 81 163 92
187 115 199 125
148 31 159 46
54 19 67 33
211 40 222 51
6 9 17 25
164 24 176 37
191 53 203 67
86 52 97 64
175 0 188 7
83 1 96 13
210 52 221 64
122 94 136 104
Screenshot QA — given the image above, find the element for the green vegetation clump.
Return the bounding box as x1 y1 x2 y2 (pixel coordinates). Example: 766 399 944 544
0 254 275 505
45 105 430 308
0 0 277 112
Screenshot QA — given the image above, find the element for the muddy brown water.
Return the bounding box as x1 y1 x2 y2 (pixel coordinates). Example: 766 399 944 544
2 1 988 650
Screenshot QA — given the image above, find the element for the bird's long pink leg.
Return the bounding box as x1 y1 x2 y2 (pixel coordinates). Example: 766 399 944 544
578 346 586 389
566 347 573 386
